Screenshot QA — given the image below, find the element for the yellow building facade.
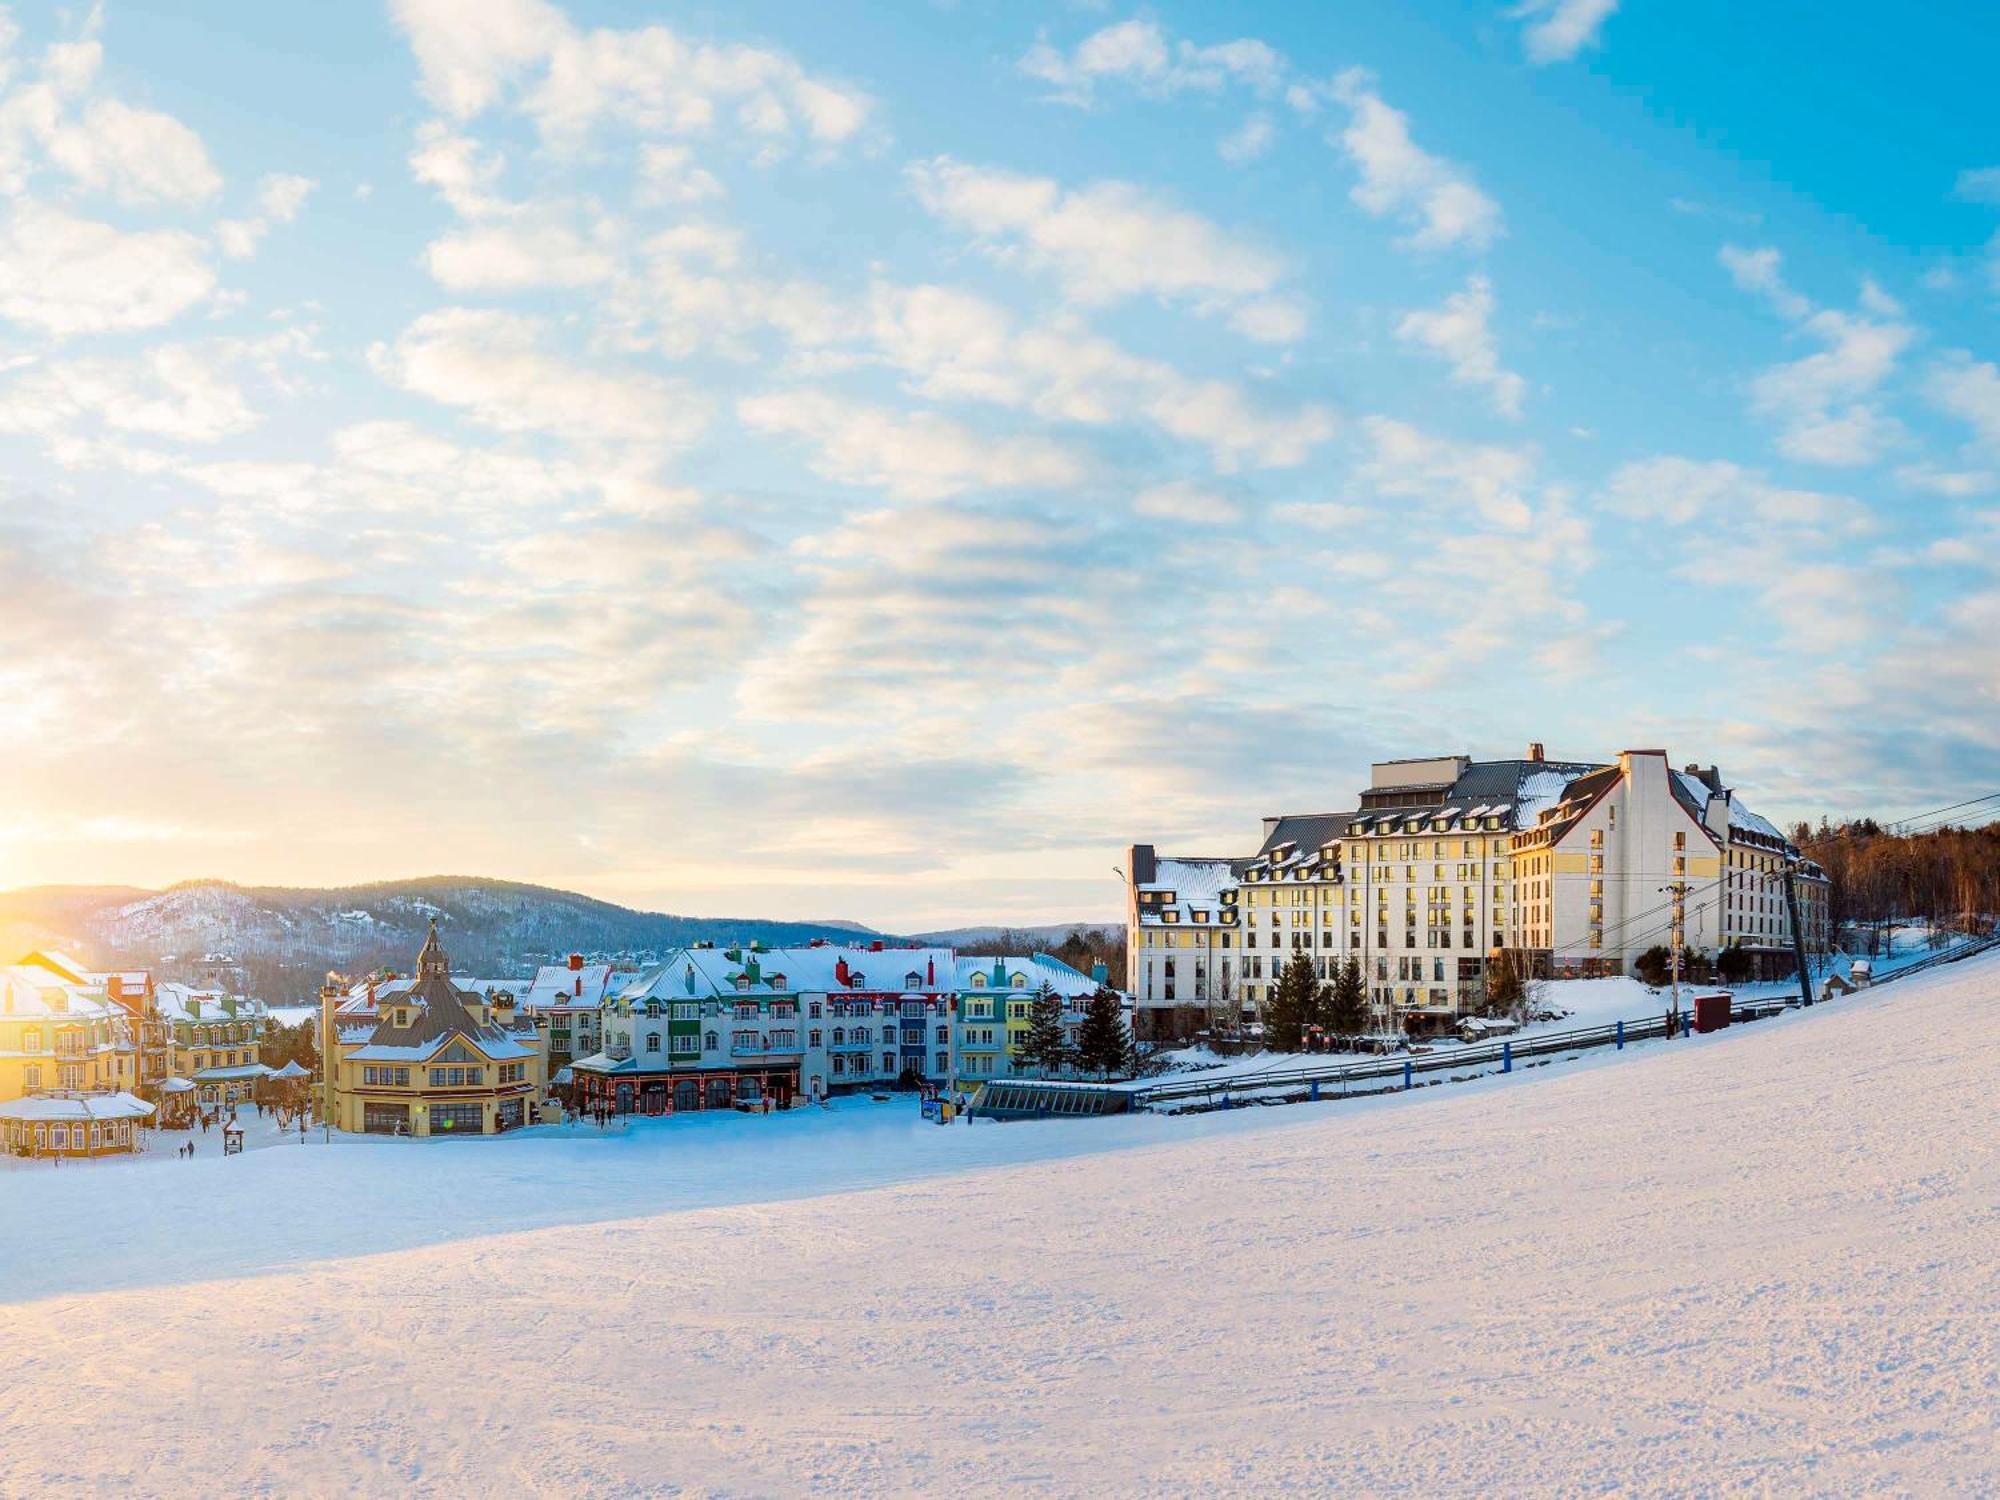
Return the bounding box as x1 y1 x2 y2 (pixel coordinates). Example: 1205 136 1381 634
322 923 546 1137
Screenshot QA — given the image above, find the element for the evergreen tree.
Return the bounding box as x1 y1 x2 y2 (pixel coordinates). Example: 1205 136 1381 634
1076 987 1131 1078
1483 951 1525 1018
1020 981 1067 1076
1265 952 1324 1051
1325 956 1367 1041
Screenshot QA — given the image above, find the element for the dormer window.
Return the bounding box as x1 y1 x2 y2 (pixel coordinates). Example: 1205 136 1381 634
848 973 865 989
645 1000 662 1018
768 974 786 990
971 974 985 989
1011 975 1027 989
735 976 751 992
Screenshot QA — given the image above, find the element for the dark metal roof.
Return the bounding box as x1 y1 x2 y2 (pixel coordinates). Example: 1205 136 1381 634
363 921 523 1055
1257 812 1356 857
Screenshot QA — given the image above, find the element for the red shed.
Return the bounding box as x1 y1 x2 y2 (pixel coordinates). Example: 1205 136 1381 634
1691 991 1733 1034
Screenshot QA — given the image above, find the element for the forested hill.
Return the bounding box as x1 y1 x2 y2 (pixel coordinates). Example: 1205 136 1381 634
0 878 887 1004
1798 819 2000 935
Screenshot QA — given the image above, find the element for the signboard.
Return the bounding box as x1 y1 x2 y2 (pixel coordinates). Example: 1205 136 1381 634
920 1097 940 1122
223 1130 244 1157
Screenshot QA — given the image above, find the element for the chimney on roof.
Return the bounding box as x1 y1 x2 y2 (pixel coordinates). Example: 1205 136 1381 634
835 957 850 986
568 952 584 972
574 975 582 998
1685 763 1724 794
1527 741 1545 763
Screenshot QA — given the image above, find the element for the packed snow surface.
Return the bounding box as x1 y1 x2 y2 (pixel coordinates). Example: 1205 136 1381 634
2 954 1996 1495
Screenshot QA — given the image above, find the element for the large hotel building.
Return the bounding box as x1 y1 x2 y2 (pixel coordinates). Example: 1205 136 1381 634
1125 744 1829 1040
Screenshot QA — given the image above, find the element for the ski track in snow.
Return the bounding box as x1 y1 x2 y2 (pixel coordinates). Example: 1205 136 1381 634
1 954 1995 1496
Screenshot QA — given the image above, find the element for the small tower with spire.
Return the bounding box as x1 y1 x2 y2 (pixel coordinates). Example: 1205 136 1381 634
416 917 449 980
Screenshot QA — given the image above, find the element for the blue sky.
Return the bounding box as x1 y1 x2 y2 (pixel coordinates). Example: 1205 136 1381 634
0 0 1995 927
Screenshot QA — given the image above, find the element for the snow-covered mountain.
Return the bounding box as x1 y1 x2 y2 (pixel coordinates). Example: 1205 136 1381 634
0 878 893 1004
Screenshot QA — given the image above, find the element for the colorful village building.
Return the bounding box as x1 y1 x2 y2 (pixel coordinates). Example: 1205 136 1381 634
573 941 956 1115
948 953 1106 1092
0 959 156 1157
320 921 547 1136
571 942 1114 1115
155 981 274 1113
0 1090 155 1159
520 953 619 1069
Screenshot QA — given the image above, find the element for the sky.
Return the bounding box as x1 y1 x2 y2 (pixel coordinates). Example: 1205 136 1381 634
0 0 1996 929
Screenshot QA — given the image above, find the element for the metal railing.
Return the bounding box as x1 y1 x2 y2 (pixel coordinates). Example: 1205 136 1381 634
1132 995 1794 1111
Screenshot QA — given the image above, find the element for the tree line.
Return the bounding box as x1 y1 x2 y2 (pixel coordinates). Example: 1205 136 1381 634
1796 818 2000 945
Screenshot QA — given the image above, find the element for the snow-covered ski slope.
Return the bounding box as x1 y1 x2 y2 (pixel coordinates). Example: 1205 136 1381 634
3 951 1995 1496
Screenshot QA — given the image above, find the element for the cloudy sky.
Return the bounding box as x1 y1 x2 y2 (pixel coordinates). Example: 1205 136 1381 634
1 0 1996 928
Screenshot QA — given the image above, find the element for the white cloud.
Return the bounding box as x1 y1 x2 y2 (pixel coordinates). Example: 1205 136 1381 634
1952 166 2000 204
866 282 1335 470
0 203 215 336
0 344 265 451
1020 19 1285 107
1512 0 1619 65
1721 246 1913 466
637 143 723 204
1604 455 1874 535
1219 113 1275 165
372 307 711 448
425 220 617 291
907 157 1295 334
1357 416 1537 531
41 97 222 205
1133 480 1242 525
1719 244 1810 320
1330 72 1501 251
1395 274 1525 416
390 0 872 150
217 172 317 259
1926 354 2000 453
1752 308 1911 466
736 388 1087 501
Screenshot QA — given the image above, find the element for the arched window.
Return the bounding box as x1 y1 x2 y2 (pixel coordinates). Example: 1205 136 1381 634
832 1028 845 1044
645 1000 662 1018
704 1031 718 1050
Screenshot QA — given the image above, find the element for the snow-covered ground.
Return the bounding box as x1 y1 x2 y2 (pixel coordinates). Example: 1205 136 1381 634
1 951 1995 1494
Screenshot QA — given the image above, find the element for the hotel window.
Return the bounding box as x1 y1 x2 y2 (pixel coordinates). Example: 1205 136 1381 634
645 1035 661 1052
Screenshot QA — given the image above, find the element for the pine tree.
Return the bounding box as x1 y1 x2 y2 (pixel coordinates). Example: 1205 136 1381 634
1325 956 1366 1041
1021 981 1067 1076
1076 987 1130 1078
1483 951 1525 1018
1265 951 1324 1052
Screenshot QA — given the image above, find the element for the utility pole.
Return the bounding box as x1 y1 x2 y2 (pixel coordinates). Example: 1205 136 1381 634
1782 864 1814 1008
1662 880 1687 1036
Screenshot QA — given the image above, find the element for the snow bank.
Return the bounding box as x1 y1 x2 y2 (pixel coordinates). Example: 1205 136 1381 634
1 952 1994 1494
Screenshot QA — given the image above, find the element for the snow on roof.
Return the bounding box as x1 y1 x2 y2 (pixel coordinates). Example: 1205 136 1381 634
0 1091 155 1122
156 982 270 1025
619 944 960 1003
193 1063 275 1081
521 962 620 1009
1515 768 1584 825
1727 800 1786 842
1137 856 1239 923
0 967 128 1024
